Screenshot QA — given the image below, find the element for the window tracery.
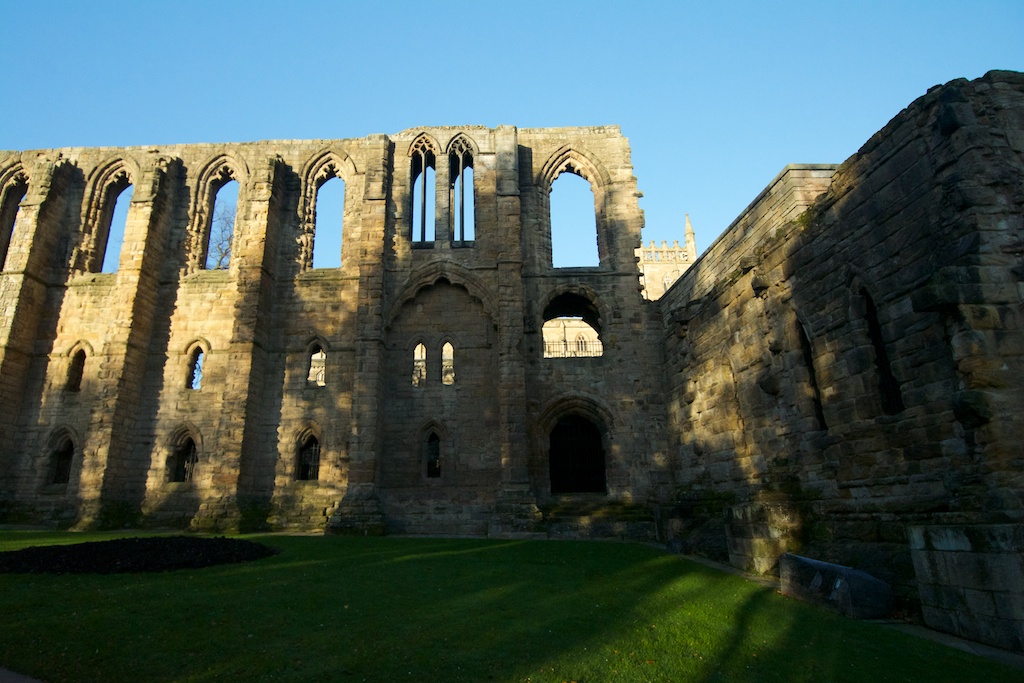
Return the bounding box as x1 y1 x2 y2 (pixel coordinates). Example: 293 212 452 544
410 137 437 244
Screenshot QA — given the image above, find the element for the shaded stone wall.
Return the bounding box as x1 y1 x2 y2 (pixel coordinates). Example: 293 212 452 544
659 70 1024 648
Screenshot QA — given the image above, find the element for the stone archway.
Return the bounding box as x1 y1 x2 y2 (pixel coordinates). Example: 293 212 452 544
549 414 606 494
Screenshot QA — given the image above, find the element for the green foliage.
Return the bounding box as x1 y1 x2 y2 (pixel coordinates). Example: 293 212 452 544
0 532 1017 683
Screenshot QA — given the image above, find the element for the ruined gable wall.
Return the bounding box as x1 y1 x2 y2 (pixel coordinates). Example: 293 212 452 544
516 127 671 507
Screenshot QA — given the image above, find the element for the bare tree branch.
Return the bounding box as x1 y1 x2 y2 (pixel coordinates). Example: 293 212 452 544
207 202 235 269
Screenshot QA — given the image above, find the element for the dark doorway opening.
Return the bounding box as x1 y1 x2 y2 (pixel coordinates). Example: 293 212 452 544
549 415 606 494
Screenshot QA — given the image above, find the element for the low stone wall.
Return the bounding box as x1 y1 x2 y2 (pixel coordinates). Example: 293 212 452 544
909 524 1024 651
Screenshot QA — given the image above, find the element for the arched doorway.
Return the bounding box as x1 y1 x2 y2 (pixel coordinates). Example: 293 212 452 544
549 414 606 494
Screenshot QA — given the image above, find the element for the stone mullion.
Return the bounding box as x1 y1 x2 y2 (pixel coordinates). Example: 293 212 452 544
434 151 450 244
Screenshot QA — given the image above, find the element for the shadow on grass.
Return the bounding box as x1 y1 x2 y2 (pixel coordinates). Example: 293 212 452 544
0 534 1018 683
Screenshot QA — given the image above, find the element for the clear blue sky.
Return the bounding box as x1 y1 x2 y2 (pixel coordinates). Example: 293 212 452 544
1 1 1020 256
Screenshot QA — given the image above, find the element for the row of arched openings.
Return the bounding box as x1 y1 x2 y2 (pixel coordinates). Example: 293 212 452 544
412 342 455 386
40 415 603 493
410 135 476 246
1 136 604 276
407 133 600 268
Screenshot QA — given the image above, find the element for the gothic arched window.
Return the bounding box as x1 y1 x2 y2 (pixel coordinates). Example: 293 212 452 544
297 434 321 481
308 345 326 386
169 437 198 483
413 343 427 386
66 349 86 392
448 137 475 245
410 137 437 244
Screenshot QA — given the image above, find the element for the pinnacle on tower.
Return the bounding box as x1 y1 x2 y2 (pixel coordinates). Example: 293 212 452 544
684 213 697 261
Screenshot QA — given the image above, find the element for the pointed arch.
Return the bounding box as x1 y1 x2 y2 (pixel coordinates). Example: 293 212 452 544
65 348 86 393
538 144 613 190
44 427 79 486
441 340 455 385
305 337 329 386
384 261 497 330
183 338 211 391
0 163 28 271
792 310 828 430
538 394 613 495
539 146 612 269
76 157 138 273
537 393 617 436
446 133 477 245
419 420 449 479
412 341 427 386
186 154 248 273
540 284 609 339
294 422 324 481
167 424 201 483
299 148 358 270
409 133 439 244
845 271 906 415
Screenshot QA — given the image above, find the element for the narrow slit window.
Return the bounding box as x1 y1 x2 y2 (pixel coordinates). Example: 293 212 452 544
862 290 905 414
206 179 238 270
441 342 455 385
100 183 134 273
297 435 320 481
412 343 427 386
307 345 326 386
66 349 86 392
411 141 436 244
187 348 205 390
0 177 28 271
550 172 598 268
50 438 74 485
426 432 441 478
797 322 827 429
169 437 198 483
313 176 345 269
449 145 474 244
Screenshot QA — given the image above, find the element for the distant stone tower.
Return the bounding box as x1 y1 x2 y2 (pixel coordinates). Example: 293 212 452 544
636 214 698 299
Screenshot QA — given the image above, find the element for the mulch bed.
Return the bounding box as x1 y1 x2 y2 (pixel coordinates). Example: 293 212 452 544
0 536 279 574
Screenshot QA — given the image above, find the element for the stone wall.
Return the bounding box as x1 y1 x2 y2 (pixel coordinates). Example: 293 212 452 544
659 70 1024 649
1 70 1022 651
0 125 666 536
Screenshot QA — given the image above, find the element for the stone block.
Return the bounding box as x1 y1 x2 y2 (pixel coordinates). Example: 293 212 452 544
780 553 894 619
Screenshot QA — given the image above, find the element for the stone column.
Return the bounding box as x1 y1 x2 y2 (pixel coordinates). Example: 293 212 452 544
491 126 541 534
0 157 69 494
329 134 391 533
217 156 287 531
83 158 180 526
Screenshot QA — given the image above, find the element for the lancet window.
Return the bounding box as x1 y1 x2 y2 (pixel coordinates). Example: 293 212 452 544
410 137 437 244
448 136 475 245
0 174 28 271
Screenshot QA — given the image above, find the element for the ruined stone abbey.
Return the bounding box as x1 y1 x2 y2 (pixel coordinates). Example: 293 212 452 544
1 71 1023 650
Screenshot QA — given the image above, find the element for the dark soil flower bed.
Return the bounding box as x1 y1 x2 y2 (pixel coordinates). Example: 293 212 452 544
0 536 279 574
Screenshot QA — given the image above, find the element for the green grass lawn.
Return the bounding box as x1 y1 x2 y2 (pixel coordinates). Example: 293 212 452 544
0 532 1017 683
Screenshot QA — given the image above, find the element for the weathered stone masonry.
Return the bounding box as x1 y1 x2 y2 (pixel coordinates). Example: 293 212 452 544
1 71 1022 650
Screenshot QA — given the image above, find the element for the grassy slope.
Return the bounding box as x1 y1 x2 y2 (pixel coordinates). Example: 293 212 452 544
0 532 1017 683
